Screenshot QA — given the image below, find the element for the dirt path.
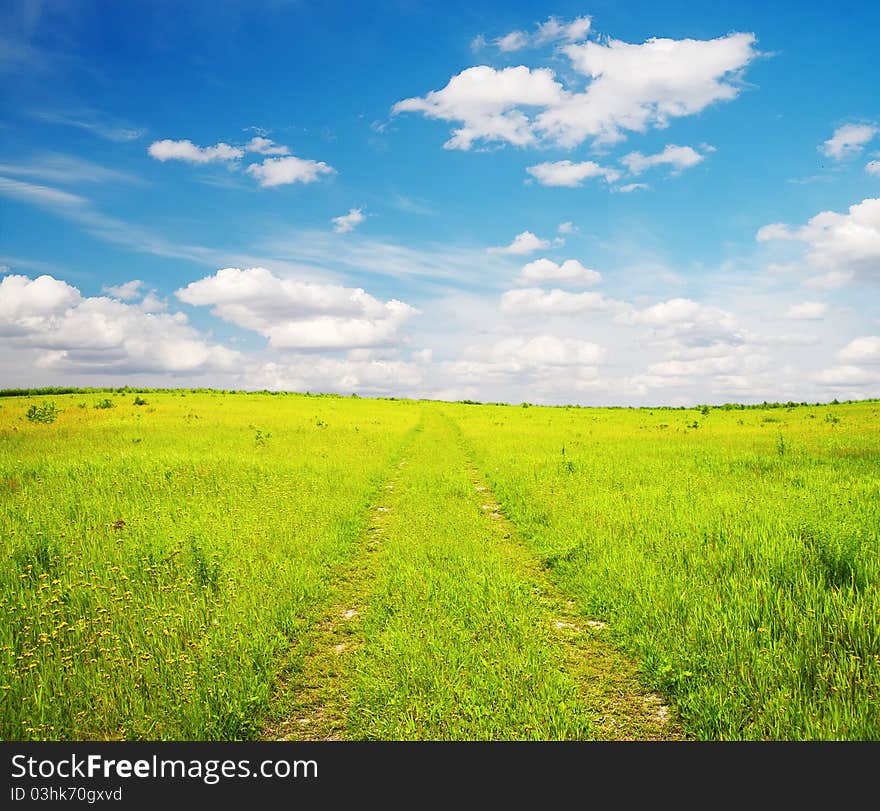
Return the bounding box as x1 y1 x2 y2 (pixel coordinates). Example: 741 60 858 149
260 442 416 740
264 411 684 740
447 416 684 740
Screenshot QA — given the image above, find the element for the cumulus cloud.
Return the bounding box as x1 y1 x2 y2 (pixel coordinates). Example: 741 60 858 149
332 207 366 233
249 357 425 396
814 365 879 386
139 291 166 313
534 15 592 45
487 230 550 254
148 136 333 188
500 287 617 315
621 144 707 175
785 301 827 319
526 159 620 186
839 335 880 363
394 31 758 150
175 266 418 349
245 155 336 187
0 274 239 373
245 136 290 155
515 258 601 287
622 297 741 346
867 161 880 176
102 280 143 301
148 139 244 163
557 221 577 234
821 123 877 160
548 33 758 147
643 348 771 380
616 182 649 193
757 197 880 285
392 65 564 150
463 335 604 369
496 31 529 52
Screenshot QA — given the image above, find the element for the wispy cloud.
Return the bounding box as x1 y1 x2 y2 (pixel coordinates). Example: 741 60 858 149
0 153 142 186
31 110 145 142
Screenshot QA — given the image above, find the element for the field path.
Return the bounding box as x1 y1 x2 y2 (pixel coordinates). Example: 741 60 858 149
261 424 422 741
265 410 684 740
446 414 684 740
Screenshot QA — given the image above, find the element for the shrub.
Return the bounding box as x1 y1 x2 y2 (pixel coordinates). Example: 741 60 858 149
93 398 115 410
25 402 58 423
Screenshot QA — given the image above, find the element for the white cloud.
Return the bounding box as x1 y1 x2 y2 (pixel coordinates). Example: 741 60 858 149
785 301 827 319
249 357 425 396
500 287 617 315
547 33 758 147
0 274 239 374
621 144 707 175
622 297 741 346
757 197 880 285
535 16 592 45
0 175 85 207
814 365 879 386
32 111 145 142
867 161 880 176
526 160 620 187
487 230 550 254
103 280 143 301
0 153 141 186
821 123 877 160
515 258 601 287
839 335 880 363
392 65 564 150
557 221 577 234
139 291 167 313
148 139 244 164
464 335 604 369
332 208 366 233
147 136 331 188
644 348 770 379
616 182 650 193
245 155 336 187
394 31 759 151
245 136 290 155
176 266 418 350
493 15 592 52
496 31 529 52
804 271 854 289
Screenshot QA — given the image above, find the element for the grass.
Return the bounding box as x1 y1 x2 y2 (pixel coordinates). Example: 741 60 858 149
1 390 877 740
0 391 420 739
453 400 880 739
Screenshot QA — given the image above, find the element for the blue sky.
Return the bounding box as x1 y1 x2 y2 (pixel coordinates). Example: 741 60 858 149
1 0 878 405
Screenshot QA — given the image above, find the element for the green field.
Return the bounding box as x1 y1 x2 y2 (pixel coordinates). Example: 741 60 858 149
1 390 878 740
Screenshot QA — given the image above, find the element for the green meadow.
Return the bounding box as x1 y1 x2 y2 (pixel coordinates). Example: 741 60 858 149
1 390 878 740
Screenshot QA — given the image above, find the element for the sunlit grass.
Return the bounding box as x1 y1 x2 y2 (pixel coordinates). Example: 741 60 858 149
2 391 877 740
453 400 880 740
345 413 595 740
0 391 420 739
